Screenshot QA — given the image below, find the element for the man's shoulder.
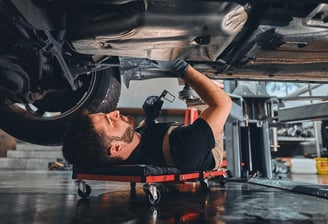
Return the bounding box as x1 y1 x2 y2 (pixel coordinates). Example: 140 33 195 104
170 118 211 136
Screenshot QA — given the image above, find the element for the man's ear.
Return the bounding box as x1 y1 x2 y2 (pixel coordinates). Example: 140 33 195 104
108 143 122 156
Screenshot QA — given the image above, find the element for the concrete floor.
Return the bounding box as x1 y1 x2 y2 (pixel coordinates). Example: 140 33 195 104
0 170 328 224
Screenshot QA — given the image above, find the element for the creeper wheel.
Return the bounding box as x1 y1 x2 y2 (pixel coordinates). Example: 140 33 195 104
147 189 161 205
77 181 91 198
144 184 161 205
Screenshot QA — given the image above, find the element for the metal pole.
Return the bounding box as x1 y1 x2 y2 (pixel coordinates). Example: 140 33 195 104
262 121 273 179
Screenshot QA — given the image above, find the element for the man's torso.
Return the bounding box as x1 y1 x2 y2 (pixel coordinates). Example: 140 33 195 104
127 119 215 172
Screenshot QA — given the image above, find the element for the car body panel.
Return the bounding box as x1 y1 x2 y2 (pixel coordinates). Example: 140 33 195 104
67 1 328 82
70 1 247 61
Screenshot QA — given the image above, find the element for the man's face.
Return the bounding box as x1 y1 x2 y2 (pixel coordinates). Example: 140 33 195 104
89 110 136 143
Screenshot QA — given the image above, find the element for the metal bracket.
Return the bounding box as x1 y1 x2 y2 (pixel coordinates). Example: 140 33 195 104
148 184 158 200
42 31 77 90
76 180 86 192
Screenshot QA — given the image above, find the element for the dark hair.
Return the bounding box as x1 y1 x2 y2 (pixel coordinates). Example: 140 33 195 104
62 110 111 168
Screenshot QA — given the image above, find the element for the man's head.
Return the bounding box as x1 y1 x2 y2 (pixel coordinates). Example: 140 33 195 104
62 110 137 167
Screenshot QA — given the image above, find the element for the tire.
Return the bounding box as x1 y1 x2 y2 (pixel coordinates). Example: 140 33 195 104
0 67 121 145
78 184 91 198
200 180 209 192
147 189 161 205
215 175 226 186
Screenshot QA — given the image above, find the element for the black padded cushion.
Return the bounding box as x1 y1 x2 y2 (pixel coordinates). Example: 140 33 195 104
73 164 181 176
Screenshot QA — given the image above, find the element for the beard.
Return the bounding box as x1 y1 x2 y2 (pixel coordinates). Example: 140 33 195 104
120 115 136 143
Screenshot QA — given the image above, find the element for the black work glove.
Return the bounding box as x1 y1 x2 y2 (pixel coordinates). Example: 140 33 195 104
151 59 189 78
143 95 164 125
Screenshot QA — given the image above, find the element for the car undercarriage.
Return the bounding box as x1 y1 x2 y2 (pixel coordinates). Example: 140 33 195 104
2 0 328 145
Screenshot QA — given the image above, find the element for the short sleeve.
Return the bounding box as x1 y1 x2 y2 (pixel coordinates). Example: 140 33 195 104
169 118 215 171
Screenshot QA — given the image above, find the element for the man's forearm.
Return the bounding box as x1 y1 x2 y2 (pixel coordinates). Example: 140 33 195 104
182 66 231 108
182 65 232 137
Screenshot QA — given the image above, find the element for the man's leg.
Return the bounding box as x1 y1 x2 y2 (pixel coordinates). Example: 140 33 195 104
212 131 224 170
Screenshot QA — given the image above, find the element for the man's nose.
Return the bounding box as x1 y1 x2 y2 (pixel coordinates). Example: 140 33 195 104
110 110 120 119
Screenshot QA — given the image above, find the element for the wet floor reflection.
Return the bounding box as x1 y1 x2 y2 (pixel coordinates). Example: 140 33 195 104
1 171 327 224
67 181 328 224
68 182 328 224
70 183 228 224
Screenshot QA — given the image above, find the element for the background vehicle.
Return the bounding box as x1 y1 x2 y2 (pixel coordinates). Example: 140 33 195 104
1 0 328 145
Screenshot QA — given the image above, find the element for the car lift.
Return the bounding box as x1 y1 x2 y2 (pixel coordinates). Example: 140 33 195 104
224 82 328 199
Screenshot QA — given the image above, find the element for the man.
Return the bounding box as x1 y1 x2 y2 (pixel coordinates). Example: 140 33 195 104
62 60 232 172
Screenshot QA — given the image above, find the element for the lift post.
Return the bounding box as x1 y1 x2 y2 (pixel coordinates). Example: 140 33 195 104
225 83 279 179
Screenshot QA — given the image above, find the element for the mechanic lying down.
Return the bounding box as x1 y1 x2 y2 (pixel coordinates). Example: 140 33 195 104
62 60 232 172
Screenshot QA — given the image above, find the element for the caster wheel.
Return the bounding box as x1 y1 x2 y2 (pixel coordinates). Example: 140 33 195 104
217 175 226 186
200 180 209 192
147 189 161 205
78 184 91 198
130 182 136 189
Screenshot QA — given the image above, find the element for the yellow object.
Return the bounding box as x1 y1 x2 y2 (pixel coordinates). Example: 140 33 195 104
315 158 328 175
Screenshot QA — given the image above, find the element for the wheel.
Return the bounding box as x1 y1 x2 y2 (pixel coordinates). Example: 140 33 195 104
78 184 91 198
217 175 226 186
200 180 209 192
0 67 121 145
130 182 137 200
147 189 161 205
130 182 136 189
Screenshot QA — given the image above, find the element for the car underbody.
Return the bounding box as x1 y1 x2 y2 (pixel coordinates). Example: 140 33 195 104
67 0 328 83
2 0 328 145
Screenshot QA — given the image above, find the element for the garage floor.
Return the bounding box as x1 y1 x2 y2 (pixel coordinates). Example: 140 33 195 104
0 170 327 224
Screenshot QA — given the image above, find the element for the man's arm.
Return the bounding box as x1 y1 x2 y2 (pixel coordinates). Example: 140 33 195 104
151 59 232 139
182 65 232 139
